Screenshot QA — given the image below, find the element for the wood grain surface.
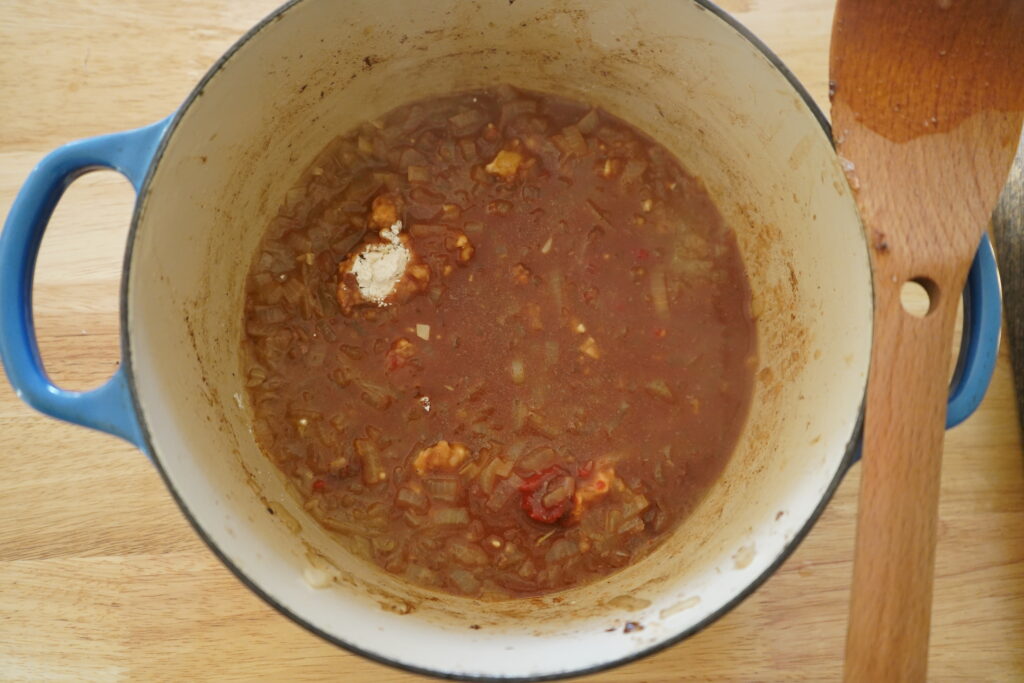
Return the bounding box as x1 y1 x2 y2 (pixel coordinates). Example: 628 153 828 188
829 2 1024 680
1 1 1022 680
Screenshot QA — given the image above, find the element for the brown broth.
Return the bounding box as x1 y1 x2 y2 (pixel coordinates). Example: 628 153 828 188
242 86 756 599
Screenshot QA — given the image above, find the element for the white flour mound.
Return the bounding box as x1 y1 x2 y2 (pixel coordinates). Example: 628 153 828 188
350 221 409 305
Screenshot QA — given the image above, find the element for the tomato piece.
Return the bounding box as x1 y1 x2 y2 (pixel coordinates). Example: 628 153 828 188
519 466 576 524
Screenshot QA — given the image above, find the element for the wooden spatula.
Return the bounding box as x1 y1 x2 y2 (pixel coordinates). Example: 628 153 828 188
829 1 1024 680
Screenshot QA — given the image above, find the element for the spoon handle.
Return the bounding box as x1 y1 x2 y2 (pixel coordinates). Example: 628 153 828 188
845 275 962 682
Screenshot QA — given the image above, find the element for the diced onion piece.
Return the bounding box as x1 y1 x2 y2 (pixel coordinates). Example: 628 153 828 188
430 507 470 526
449 108 485 132
416 323 431 341
618 517 645 535
621 491 650 520
424 477 459 503
396 485 428 512
650 267 669 317
560 125 587 156
645 379 675 403
487 473 524 511
355 436 387 484
501 99 537 121
478 456 508 496
577 108 600 134
510 359 525 384
540 236 553 254
579 336 601 359
459 138 478 161
448 541 489 566
545 538 579 565
448 568 481 594
407 165 430 183
525 412 559 440
495 458 514 478
620 158 648 185
549 270 564 310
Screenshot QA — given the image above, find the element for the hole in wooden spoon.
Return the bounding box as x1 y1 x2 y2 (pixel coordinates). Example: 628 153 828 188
900 278 938 318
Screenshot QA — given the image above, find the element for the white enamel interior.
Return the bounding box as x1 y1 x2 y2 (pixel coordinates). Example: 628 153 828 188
126 0 872 678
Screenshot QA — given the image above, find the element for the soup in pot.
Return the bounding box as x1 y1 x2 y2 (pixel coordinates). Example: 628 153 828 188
242 86 756 599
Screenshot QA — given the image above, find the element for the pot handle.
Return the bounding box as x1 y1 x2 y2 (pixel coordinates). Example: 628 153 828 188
0 117 171 448
850 234 1001 464
946 234 1002 428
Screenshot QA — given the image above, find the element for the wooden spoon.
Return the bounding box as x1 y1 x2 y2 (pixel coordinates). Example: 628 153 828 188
829 2 1024 680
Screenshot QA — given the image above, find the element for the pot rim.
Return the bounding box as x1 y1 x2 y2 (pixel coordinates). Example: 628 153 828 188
118 0 865 679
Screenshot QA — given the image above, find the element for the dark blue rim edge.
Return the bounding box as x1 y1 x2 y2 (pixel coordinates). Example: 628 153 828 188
118 0 868 680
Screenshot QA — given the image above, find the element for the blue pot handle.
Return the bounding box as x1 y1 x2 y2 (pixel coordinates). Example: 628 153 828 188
0 117 171 448
849 234 1002 464
946 234 1001 428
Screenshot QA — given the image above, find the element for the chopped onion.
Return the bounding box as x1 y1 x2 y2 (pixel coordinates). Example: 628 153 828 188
396 485 428 512
511 400 528 430
545 538 579 565
449 109 485 133
406 564 436 584
358 381 393 410
478 457 506 496
561 125 588 156
650 267 669 317
431 507 470 526
644 379 675 403
407 165 430 183
354 437 387 485
518 446 558 472
495 459 514 478
416 323 431 341
424 477 459 503
357 135 374 156
577 108 600 134
510 359 525 384
542 476 575 508
486 473 524 511
448 568 481 594
618 517 645 535
448 541 488 567
620 158 648 185
525 412 559 439
459 138 478 161
245 365 267 387
548 270 564 310
500 99 537 123
579 336 601 359
620 492 650 520
540 236 553 254
252 305 287 324
586 200 612 228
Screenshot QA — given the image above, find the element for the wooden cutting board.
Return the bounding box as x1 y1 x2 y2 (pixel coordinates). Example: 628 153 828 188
0 1 1021 680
